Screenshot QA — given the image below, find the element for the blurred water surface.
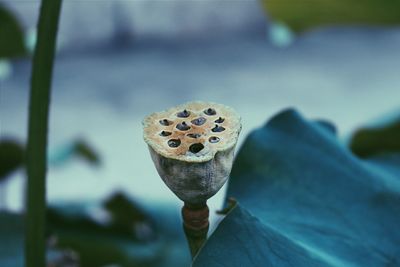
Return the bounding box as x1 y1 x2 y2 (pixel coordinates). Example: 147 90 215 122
1 26 400 231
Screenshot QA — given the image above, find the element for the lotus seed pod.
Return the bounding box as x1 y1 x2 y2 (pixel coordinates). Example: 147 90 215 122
143 101 241 205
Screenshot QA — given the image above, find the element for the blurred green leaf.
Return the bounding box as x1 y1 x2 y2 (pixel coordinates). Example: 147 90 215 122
103 192 156 241
0 195 190 267
262 0 400 32
0 137 100 183
0 4 26 59
48 138 101 167
194 109 400 266
0 139 24 182
73 139 101 166
350 117 400 158
47 192 190 267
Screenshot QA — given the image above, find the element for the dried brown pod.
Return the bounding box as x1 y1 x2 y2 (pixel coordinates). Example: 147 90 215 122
143 101 241 205
143 101 241 257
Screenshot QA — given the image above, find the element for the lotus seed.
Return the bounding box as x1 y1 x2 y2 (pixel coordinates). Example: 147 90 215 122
209 136 220 143
211 125 225 132
160 119 172 126
177 109 190 118
189 143 204 153
204 108 216 116
215 117 225 123
168 139 181 148
191 117 206 126
160 131 172 137
177 122 191 131
187 133 201 138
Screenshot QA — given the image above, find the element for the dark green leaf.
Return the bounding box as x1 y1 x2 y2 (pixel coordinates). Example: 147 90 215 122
0 4 26 58
0 139 24 182
194 109 400 266
73 139 101 166
350 117 400 158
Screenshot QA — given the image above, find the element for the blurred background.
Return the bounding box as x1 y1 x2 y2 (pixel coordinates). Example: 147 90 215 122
1 1 399 266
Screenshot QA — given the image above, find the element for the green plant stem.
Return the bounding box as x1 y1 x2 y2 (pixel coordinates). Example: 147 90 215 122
25 1 62 267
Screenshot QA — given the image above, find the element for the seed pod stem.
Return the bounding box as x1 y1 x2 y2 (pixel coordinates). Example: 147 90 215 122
181 201 209 258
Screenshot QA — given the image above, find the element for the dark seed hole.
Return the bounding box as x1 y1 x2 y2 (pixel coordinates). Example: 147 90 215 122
204 108 216 116
177 109 190 118
187 133 201 138
215 117 225 123
159 119 172 126
176 121 191 131
160 131 172 137
191 117 206 126
211 125 225 132
209 136 220 143
189 143 204 153
168 139 181 148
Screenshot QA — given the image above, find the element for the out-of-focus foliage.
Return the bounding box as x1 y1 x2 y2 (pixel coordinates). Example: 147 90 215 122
48 192 190 266
102 192 156 241
47 193 158 266
350 118 400 158
0 137 100 183
262 0 400 32
0 4 26 59
194 109 400 266
0 191 191 266
0 139 24 182
73 139 101 166
0 212 24 267
49 139 101 167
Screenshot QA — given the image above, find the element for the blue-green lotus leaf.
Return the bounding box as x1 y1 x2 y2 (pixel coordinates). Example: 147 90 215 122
194 109 400 266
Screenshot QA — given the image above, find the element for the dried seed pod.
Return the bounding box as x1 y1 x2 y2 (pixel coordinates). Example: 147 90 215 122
143 101 241 205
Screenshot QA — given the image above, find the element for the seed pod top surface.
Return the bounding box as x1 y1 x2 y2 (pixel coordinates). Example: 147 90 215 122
143 101 241 162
